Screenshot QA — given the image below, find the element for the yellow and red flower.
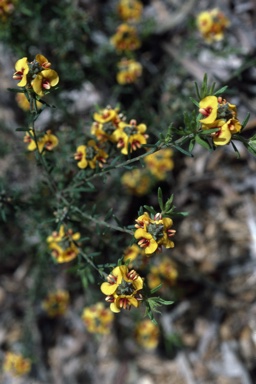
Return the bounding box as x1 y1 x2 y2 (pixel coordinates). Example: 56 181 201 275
117 58 142 85
74 140 108 169
13 57 29 87
199 96 242 146
101 265 143 313
147 257 178 290
135 319 160 349
0 0 15 22
134 213 175 255
113 119 148 155
47 225 80 263
3 352 31 377
144 148 174 180
197 8 230 43
110 23 141 52
42 290 70 317
31 69 59 97
13 54 59 97
121 169 152 195
117 0 143 22
82 303 114 334
23 130 58 153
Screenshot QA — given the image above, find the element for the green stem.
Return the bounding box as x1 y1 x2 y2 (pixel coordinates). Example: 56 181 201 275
72 206 134 236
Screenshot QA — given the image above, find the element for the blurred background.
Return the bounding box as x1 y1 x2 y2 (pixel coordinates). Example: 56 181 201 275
1 0 256 383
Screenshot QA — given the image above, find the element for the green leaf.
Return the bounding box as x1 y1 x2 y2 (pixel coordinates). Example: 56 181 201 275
194 81 201 100
195 135 211 150
214 85 228 96
172 144 193 157
150 284 162 294
15 127 30 132
157 187 164 211
200 128 220 135
230 141 241 158
189 138 195 153
104 208 113 221
189 97 199 108
7 88 24 93
143 205 156 215
241 112 250 130
209 82 216 95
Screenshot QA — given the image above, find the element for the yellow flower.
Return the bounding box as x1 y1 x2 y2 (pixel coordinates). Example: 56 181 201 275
135 319 159 349
3 352 31 377
13 57 29 87
23 130 58 153
47 225 80 263
43 130 59 151
31 69 59 97
93 106 120 125
134 228 159 254
117 58 142 85
101 265 124 295
74 140 108 169
117 0 143 22
123 244 144 263
82 303 114 334
197 8 230 43
144 149 174 180
199 96 218 125
210 118 242 146
113 119 148 155
134 213 175 255
35 54 51 69
147 257 178 290
197 11 213 35
0 0 15 21
23 131 45 152
121 169 152 195
110 23 141 52
101 265 143 313
42 290 69 317
16 93 43 111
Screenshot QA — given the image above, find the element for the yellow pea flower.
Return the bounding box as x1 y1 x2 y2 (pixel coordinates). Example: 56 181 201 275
31 69 59 97
13 57 29 87
3 352 31 377
82 303 114 334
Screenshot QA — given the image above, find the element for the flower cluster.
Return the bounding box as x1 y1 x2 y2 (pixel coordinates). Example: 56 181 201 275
135 319 160 349
47 225 80 263
117 0 143 22
42 290 70 317
3 352 31 377
101 265 143 313
13 54 59 97
111 23 141 52
122 148 174 196
24 130 59 153
81 303 114 334
134 212 175 255
75 106 148 169
111 0 143 84
199 95 242 146
121 168 152 196
144 149 174 180
74 140 108 169
0 0 15 22
197 8 230 43
147 257 178 290
116 58 142 85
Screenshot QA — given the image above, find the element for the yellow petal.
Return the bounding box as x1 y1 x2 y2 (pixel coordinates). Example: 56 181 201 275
101 282 117 295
